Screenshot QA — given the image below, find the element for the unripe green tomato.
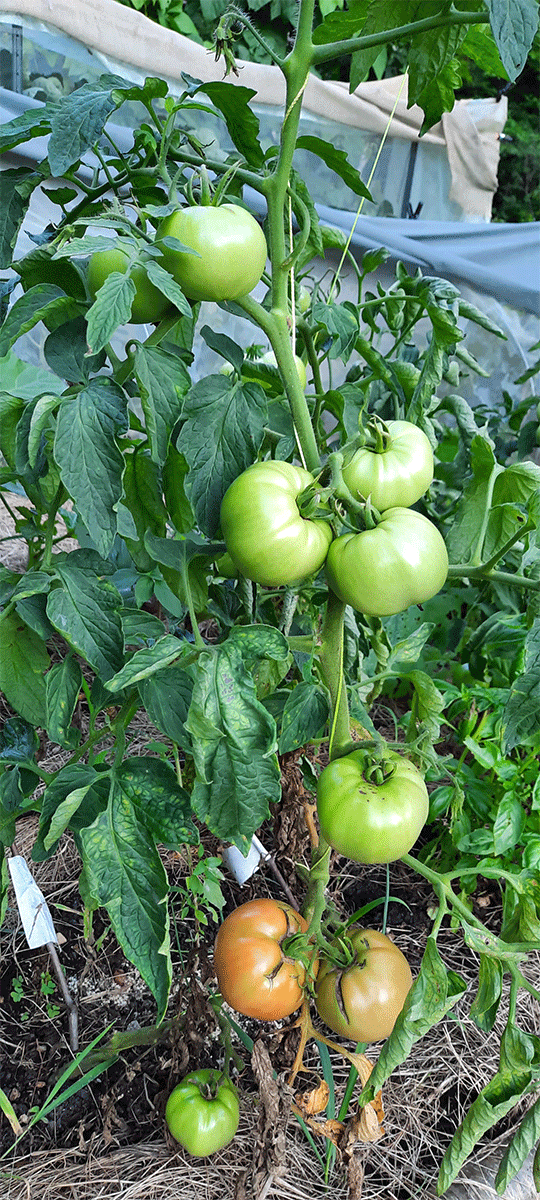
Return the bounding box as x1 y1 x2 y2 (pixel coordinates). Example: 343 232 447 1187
87 247 170 324
326 508 448 617
157 204 267 302
297 285 311 313
316 929 413 1043
345 420 434 511
220 460 333 587
259 350 308 390
165 1069 239 1157
316 749 429 863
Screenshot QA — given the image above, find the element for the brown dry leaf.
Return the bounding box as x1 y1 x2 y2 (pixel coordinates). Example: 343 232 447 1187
292 1108 344 1146
347 1149 366 1199
348 1102 385 1144
294 1078 330 1116
252 1039 291 1193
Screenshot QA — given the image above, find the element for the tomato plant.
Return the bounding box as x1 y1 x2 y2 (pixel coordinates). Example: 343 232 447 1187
326 508 449 616
1 3 539 1190
165 1069 239 1156
315 929 413 1043
316 749 429 863
157 204 267 301
87 246 171 324
220 460 333 586
343 419 434 510
213 898 313 1020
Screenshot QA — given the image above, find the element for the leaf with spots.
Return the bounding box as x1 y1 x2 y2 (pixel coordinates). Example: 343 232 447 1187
185 642 281 852
80 758 197 1019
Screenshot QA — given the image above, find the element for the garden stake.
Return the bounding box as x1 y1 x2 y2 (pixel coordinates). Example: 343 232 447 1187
7 852 79 1052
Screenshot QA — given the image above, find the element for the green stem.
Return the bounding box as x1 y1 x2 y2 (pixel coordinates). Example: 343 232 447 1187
318 588 350 759
470 466 504 567
237 295 320 472
447 566 540 591
309 9 488 68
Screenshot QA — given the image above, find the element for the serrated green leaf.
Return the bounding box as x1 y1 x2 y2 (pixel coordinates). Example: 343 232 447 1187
45 656 83 748
185 643 281 851
106 635 188 692
0 611 49 725
46 565 124 683
180 374 268 537
487 0 538 81
0 717 39 763
0 284 83 357
437 1068 533 1194
495 1096 540 1194
295 136 372 200
0 167 39 269
133 344 189 465
200 82 264 168
54 378 128 557
279 682 329 753
47 74 128 175
469 956 503 1032
138 664 194 750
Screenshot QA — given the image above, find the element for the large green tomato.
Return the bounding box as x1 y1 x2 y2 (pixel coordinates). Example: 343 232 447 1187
316 929 413 1043
165 1069 239 1157
316 748 429 863
220 461 333 587
87 247 170 324
343 420 434 510
157 204 267 301
214 898 313 1021
326 508 448 616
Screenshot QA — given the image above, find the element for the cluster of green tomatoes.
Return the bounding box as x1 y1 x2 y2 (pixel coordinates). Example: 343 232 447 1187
89 202 447 1158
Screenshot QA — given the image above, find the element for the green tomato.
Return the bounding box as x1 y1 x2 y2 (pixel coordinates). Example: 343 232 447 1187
165 1069 239 1157
220 460 333 587
316 929 413 1043
326 507 448 616
87 247 170 324
297 285 311 313
343 420 434 511
259 350 308 390
157 204 267 302
316 748 429 863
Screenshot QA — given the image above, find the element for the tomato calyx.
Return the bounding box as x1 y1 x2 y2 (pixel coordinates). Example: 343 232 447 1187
363 416 392 455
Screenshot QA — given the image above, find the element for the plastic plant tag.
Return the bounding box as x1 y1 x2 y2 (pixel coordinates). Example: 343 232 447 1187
7 856 58 948
222 835 269 885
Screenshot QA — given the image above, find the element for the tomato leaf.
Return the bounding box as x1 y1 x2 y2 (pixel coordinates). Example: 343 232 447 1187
486 0 539 81
295 136 372 201
46 562 124 683
199 82 265 169
469 956 503 1032
185 642 281 851
495 1096 540 1194
180 374 268 537
132 345 190 466
79 759 197 1020
360 938 467 1103
0 717 39 763
47 74 128 176
138 664 194 752
0 167 42 268
279 682 330 754
106 635 190 693
54 378 128 557
45 656 83 749
437 1069 534 1195
502 619 540 751
0 284 83 358
0 611 49 726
